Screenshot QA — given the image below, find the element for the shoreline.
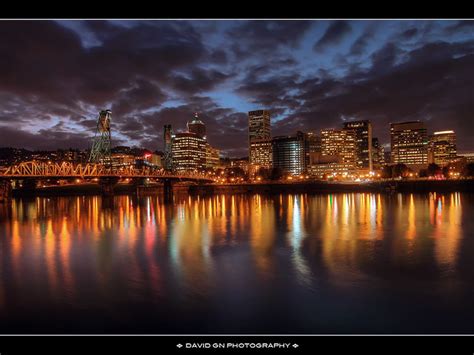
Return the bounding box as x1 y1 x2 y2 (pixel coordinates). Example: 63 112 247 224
8 179 474 198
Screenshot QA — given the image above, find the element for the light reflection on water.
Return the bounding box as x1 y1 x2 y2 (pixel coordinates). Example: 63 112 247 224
0 192 472 333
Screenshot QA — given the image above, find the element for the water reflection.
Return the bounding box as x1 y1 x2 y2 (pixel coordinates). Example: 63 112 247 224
0 192 470 332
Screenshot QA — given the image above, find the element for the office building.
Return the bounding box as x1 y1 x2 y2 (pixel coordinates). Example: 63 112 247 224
320 128 356 166
343 120 373 172
272 132 306 175
171 132 206 172
249 139 272 169
390 121 428 170
428 130 457 166
206 143 220 169
249 110 271 167
187 113 206 139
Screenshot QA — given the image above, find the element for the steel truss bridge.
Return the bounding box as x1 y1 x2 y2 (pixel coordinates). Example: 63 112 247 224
0 161 214 182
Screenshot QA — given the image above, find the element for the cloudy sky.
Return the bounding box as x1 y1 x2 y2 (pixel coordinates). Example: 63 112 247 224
0 20 473 156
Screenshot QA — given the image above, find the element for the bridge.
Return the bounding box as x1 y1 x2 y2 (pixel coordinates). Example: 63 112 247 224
0 161 214 202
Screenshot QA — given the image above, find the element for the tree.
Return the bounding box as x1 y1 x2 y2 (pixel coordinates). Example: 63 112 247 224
392 163 409 178
462 163 474 178
418 169 428 178
381 165 392 178
427 163 441 177
270 167 284 181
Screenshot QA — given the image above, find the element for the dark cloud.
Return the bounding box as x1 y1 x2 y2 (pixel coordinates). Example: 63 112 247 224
1 20 474 157
401 28 418 40
228 21 312 57
313 21 352 52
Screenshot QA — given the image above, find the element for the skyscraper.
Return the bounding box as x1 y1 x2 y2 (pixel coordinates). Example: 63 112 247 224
272 132 306 176
429 130 457 166
320 128 356 166
187 113 206 139
390 121 428 170
248 110 272 168
171 132 206 172
343 120 373 172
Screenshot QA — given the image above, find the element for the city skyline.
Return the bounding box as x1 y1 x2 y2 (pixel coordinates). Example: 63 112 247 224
0 20 473 156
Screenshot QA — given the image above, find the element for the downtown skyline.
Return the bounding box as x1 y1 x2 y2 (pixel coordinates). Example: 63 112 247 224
0 20 473 156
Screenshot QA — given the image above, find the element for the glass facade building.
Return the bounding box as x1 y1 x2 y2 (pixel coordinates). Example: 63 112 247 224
272 132 305 175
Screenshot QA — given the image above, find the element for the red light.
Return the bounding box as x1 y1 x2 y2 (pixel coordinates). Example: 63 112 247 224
144 154 151 158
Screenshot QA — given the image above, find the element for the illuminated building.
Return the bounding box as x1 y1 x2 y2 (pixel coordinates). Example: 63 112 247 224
171 132 206 172
111 153 135 166
187 113 206 139
249 110 271 167
428 130 457 166
343 120 373 172
249 139 272 169
458 152 474 163
320 128 356 166
390 121 428 170
144 153 162 167
272 132 305 175
205 143 220 169
311 128 356 177
230 158 250 173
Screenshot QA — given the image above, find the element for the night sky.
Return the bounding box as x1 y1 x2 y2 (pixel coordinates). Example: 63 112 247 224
0 20 473 156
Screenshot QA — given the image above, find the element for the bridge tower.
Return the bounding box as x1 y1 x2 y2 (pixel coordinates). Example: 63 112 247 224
89 110 112 165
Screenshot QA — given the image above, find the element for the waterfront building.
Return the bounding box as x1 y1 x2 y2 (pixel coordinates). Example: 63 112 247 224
428 130 457 166
458 152 474 163
205 143 220 169
249 139 273 169
171 132 206 172
343 120 373 172
230 158 250 173
111 153 135 167
272 132 305 175
320 128 356 166
249 110 271 167
390 121 428 170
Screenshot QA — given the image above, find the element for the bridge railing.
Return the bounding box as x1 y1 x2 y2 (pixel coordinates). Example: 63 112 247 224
0 161 213 180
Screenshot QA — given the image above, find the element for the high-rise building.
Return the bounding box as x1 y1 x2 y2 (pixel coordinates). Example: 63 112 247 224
320 128 356 166
249 139 273 169
272 132 305 175
428 130 457 166
390 121 428 170
248 110 271 142
205 143 220 169
343 120 373 172
187 113 206 139
171 132 206 172
249 110 271 167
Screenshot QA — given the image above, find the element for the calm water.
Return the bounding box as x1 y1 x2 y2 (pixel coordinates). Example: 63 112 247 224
1 192 474 334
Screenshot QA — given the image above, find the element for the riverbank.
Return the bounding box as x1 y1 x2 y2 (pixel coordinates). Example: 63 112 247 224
9 179 474 198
